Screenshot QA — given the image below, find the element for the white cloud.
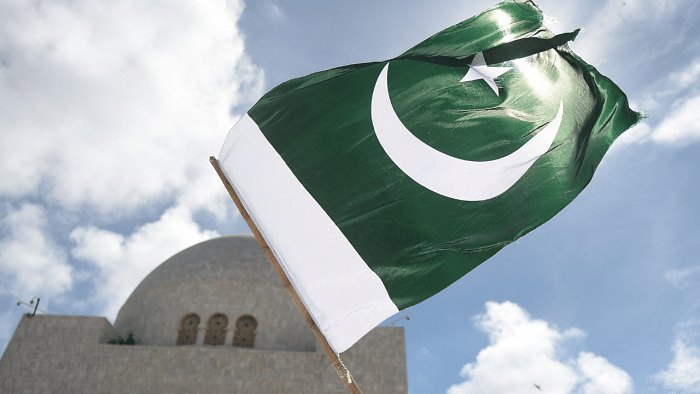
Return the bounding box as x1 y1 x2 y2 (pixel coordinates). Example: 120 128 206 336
610 122 652 149
563 327 588 340
0 0 264 214
612 52 700 149
0 0 263 332
650 93 700 146
0 204 73 297
665 266 700 290
667 60 700 91
655 338 700 393
447 301 633 394
578 352 634 394
70 204 219 320
656 264 700 393
638 55 700 114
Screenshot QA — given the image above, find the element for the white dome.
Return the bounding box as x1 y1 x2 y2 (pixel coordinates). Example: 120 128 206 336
113 235 316 352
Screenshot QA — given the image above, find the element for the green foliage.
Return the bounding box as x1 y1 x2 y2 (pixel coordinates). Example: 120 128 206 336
107 332 139 346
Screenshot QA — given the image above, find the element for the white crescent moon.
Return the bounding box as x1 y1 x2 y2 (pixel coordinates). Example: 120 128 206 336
371 62 564 201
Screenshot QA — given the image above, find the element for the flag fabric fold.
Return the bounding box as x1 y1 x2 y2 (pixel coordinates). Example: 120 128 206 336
218 0 642 354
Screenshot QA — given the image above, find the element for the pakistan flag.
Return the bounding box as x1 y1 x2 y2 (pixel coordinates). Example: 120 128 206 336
217 0 642 354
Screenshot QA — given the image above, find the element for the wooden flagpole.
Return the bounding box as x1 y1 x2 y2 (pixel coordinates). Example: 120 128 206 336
210 156 362 394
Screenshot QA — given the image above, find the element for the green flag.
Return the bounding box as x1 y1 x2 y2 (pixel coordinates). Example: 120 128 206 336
218 0 642 353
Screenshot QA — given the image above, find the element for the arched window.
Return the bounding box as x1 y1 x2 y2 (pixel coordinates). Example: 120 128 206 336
232 315 257 348
176 313 200 346
203 313 228 346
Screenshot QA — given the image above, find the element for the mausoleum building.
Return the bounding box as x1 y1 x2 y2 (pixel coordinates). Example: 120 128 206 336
0 235 408 393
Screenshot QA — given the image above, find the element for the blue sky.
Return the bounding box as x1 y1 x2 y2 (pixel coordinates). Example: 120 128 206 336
2 0 700 393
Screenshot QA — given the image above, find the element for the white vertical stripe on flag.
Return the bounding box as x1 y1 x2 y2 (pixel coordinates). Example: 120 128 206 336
218 113 399 354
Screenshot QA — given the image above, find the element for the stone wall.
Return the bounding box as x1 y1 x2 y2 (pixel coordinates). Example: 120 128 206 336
0 314 407 394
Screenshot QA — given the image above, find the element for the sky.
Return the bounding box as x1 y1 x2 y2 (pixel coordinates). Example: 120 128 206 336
1 0 700 393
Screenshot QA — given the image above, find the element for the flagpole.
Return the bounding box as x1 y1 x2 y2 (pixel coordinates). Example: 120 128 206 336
210 156 362 394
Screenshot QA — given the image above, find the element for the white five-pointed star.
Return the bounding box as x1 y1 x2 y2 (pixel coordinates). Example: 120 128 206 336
460 52 512 96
